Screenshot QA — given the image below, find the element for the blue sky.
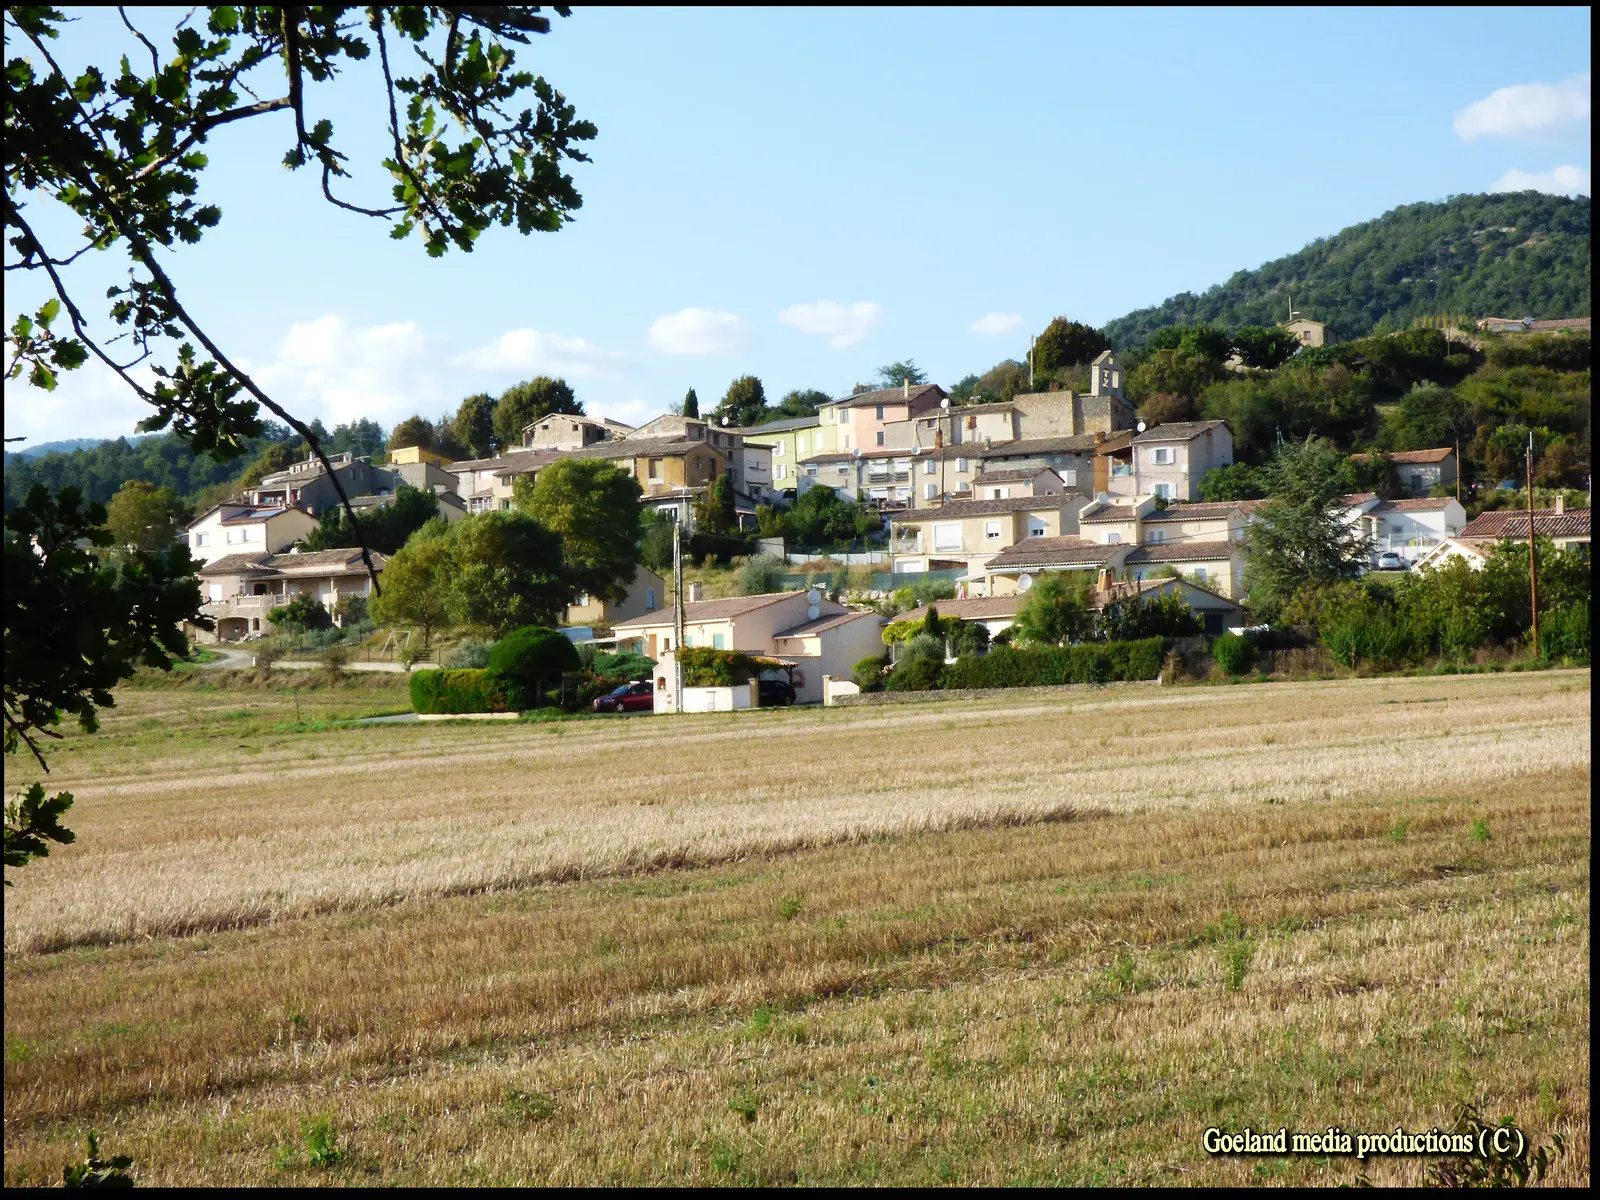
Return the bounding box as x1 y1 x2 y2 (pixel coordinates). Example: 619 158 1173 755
3 6 1592 446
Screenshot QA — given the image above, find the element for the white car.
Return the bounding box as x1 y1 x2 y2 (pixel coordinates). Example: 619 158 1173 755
1375 551 1407 571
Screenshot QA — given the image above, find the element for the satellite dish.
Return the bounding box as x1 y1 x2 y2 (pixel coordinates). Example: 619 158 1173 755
1018 573 1034 592
807 603 821 620
1136 420 1147 433
852 447 862 458
941 397 950 409
806 588 821 606
1523 315 1535 328
912 445 922 455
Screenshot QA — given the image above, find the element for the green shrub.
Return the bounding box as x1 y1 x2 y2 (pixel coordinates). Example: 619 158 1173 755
268 593 333 632
678 646 766 686
487 626 581 707
441 639 493 669
885 655 943 691
409 668 514 714
1213 632 1254 676
939 638 1163 689
592 650 656 679
1541 600 1590 664
949 620 990 657
851 654 889 692
736 553 788 595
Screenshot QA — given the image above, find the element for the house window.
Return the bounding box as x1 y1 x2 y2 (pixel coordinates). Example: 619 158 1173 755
1028 518 1046 538
1063 469 1078 486
194 532 210 547
576 593 590 607
876 431 885 446
1154 482 1175 500
955 457 968 473
1148 529 1166 543
924 459 936 474
773 441 783 456
805 465 818 477
226 528 243 544
989 487 1010 500
712 632 726 650
925 482 937 500
1107 531 1122 544
837 464 849 475
1151 447 1173 465
933 523 962 551
207 583 222 602
875 404 884 420
1194 567 1209 581
646 588 657 611
984 520 1002 541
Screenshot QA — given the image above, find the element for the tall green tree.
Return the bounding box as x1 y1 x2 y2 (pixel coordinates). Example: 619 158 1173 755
876 360 928 388
4 486 205 881
1243 437 1372 618
388 415 436 452
1231 325 1300 370
513 458 643 602
1032 318 1111 375
1012 573 1093 646
443 510 570 635
492 377 582 447
773 388 830 418
716 375 767 428
305 484 441 555
681 388 700 419
450 394 497 459
4 6 596 562
369 518 451 649
328 418 386 460
103 480 187 554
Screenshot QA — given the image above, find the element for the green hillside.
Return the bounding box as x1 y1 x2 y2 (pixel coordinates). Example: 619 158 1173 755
1104 192 1591 347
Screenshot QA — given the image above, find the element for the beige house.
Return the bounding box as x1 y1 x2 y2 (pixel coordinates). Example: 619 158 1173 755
250 452 387 514
1415 502 1590 569
1349 447 1458 497
969 466 1065 501
978 536 1127 595
194 547 385 641
185 502 319 566
1074 496 1254 598
387 445 454 468
902 575 1243 637
611 590 886 706
521 412 633 451
1113 421 1235 502
1287 317 1331 348
566 565 668 630
449 448 555 513
891 493 1088 574
801 445 980 506
817 383 946 453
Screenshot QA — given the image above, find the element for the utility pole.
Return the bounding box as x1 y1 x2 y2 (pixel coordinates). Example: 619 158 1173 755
1028 335 1036 389
672 511 685 711
1526 433 1539 658
1454 438 1461 504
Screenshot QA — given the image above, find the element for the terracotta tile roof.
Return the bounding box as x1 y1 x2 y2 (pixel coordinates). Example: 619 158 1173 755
611 590 808 629
827 383 946 410
980 434 1103 458
1079 501 1144 523
1142 500 1257 522
1367 497 1458 514
448 448 551 472
733 416 821 435
1459 508 1591 539
1131 420 1228 444
1341 492 1380 506
972 467 1059 485
774 610 882 638
211 505 315 526
898 495 1068 521
805 445 967 464
267 548 389 573
1123 542 1242 564
1350 447 1454 465
984 536 1122 570
569 436 716 460
898 596 1022 625
197 552 273 575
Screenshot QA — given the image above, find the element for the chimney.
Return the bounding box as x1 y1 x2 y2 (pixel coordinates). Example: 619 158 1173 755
687 581 704 603
903 378 909 398
1554 495 1564 515
1094 431 1106 445
1096 567 1110 594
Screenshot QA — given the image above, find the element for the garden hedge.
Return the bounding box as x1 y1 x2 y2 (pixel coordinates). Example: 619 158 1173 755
410 668 514 714
939 638 1163 689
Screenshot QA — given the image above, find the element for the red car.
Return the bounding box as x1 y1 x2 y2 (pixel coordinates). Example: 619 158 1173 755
592 681 654 713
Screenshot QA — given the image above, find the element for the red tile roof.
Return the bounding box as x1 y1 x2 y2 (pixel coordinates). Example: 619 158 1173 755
1459 508 1591 540
1350 447 1454 465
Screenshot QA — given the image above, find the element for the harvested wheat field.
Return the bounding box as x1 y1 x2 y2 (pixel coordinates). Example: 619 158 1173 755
2 670 1591 1185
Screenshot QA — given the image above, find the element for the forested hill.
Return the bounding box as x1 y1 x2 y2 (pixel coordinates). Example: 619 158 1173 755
1104 192 1591 348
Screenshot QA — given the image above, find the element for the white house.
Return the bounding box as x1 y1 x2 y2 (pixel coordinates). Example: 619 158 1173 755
1341 494 1466 566
184 503 319 567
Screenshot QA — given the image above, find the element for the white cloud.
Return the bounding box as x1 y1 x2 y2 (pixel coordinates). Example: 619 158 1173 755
1491 164 1591 197
254 313 443 427
454 327 625 377
647 307 751 356
1 359 159 445
969 312 1024 336
1454 73 1590 141
778 299 884 349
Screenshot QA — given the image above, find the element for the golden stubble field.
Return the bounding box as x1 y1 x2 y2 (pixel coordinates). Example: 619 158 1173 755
2 670 1591 1185
4 671 1591 955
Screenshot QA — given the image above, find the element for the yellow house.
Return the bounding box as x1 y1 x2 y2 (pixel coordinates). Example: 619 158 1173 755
388 444 453 468
891 494 1088 573
566 565 668 629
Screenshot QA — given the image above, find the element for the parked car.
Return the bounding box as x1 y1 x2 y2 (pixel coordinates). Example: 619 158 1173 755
757 677 796 707
1375 551 1407 571
592 681 654 713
